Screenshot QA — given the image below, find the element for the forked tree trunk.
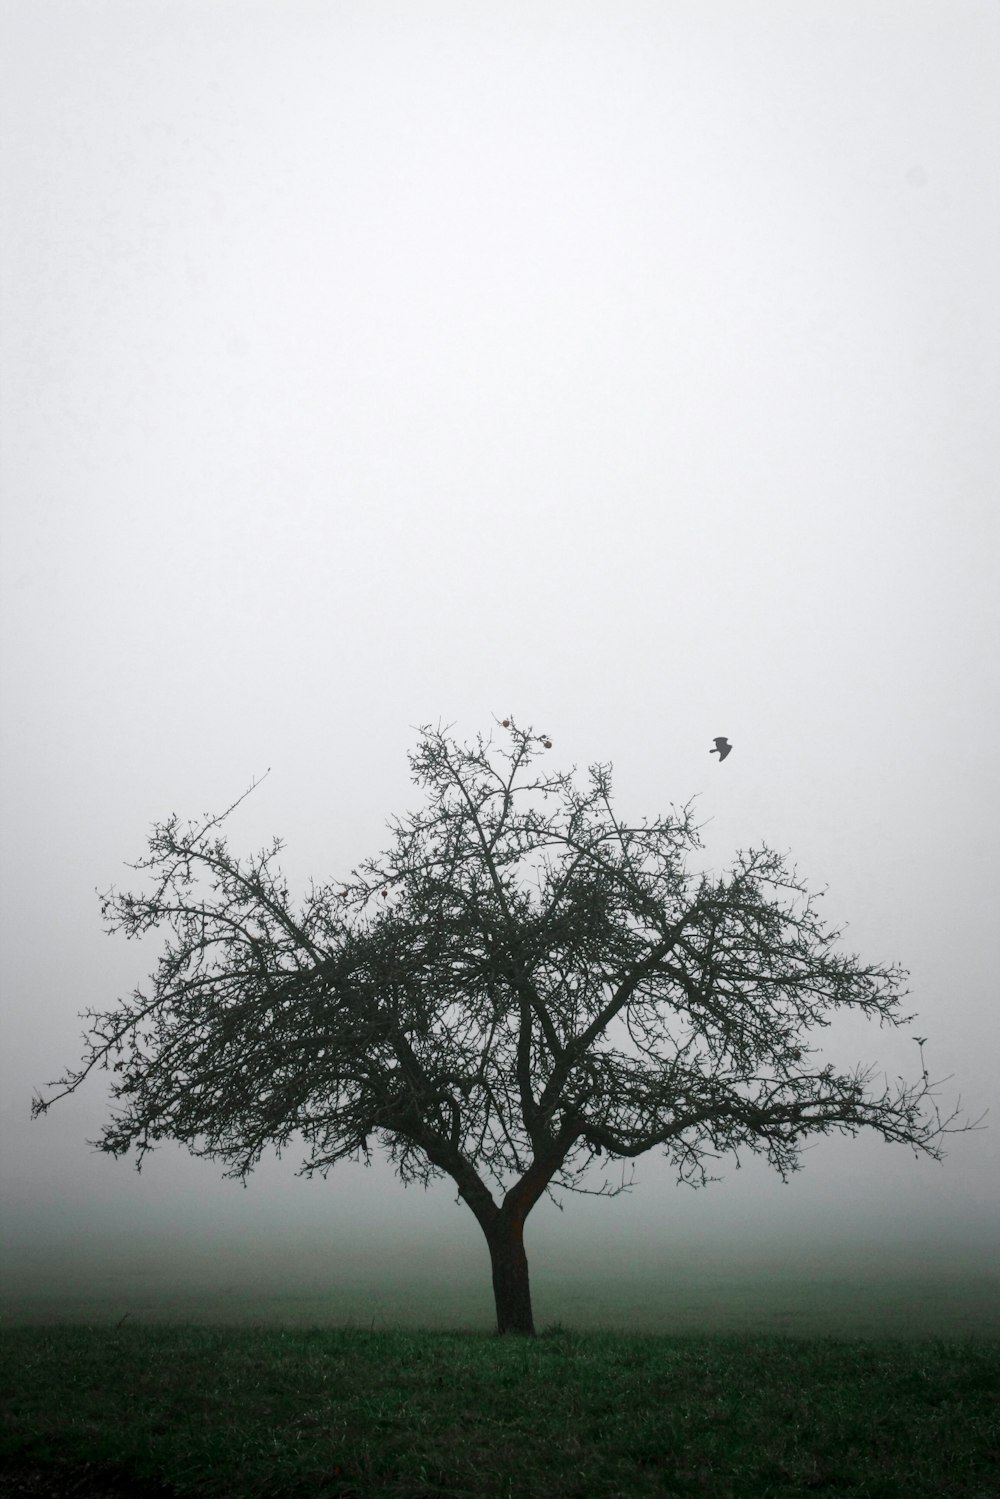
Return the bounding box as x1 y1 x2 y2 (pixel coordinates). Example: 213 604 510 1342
443 1144 561 1336
485 1209 535 1335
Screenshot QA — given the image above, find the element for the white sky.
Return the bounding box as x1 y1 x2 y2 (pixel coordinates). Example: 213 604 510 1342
1 1 997 1292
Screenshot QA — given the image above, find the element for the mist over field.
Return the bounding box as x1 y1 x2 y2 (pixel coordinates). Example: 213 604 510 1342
1 1 997 1337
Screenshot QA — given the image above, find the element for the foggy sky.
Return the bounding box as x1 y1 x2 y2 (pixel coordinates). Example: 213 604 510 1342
1 2 997 1296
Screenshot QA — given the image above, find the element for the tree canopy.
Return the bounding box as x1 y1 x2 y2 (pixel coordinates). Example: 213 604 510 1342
34 720 976 1334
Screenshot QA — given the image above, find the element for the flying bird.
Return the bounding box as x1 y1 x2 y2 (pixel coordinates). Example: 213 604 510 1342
710 737 732 761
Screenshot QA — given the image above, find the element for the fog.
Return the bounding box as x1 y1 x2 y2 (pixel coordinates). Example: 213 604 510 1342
1 2 997 1328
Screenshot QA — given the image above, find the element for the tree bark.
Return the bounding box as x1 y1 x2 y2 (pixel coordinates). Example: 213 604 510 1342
485 1210 535 1335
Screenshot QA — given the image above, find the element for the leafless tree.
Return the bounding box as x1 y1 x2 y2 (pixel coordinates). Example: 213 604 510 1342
33 720 979 1334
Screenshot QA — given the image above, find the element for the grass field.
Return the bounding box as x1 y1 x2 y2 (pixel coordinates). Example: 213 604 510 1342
3 1244 998 1496
4 1237 999 1340
2 1322 998 1498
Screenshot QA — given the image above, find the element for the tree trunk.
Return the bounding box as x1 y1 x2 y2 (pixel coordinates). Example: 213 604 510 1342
485 1210 535 1336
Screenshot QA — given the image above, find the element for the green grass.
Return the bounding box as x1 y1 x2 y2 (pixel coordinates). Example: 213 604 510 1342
5 1243 998 1340
2 1324 998 1498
